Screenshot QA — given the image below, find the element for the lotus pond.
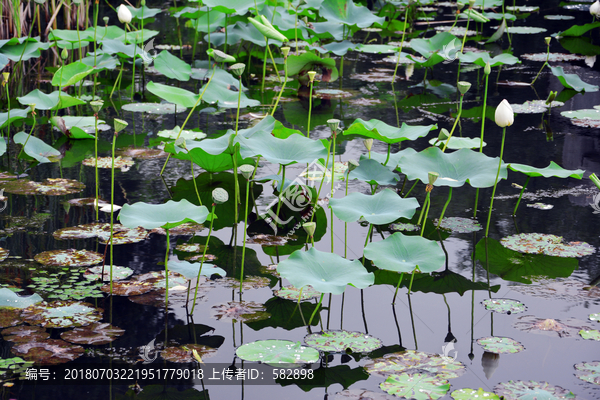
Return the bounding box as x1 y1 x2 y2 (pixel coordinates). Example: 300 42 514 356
0 0 599 398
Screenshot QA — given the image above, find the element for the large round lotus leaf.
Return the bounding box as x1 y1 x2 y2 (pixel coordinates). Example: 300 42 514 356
22 300 103 328
508 162 584 179
2 325 49 343
167 259 226 280
329 188 419 225
304 330 382 353
0 308 23 328
580 329 600 341
101 280 153 296
147 81 199 108
274 286 321 301
380 373 450 400
121 102 187 114
344 119 436 144
34 249 103 267
236 339 320 365
348 157 399 186
397 147 507 188
364 350 466 380
158 126 206 140
277 247 374 295
436 217 482 233
153 50 191 81
84 265 133 282
82 157 135 172
364 232 445 273
2 178 85 195
53 223 148 245
14 131 61 163
162 344 218 363
482 299 526 315
210 301 270 323
451 388 500 400
590 313 600 322
476 337 524 354
574 361 600 385
237 130 328 166
0 288 42 309
430 136 485 150
550 66 599 92
60 322 125 345
513 316 591 338
506 26 546 34
494 380 579 400
501 233 595 258
12 338 85 365
119 199 209 230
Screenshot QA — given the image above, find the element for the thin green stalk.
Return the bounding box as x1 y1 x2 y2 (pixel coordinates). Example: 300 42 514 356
307 293 324 326
419 196 431 237
417 191 430 225
531 43 550 86
129 24 137 100
92 0 99 98
485 127 506 237
190 158 202 206
392 273 404 304
94 114 99 221
441 94 465 152
391 4 409 83
261 40 268 93
17 108 36 160
191 204 216 314
271 56 288 115
436 187 452 228
512 176 530 216
4 83 10 138
109 132 117 295
307 79 314 137
110 59 125 99
330 131 336 253
164 229 170 306
266 44 281 84
240 178 251 296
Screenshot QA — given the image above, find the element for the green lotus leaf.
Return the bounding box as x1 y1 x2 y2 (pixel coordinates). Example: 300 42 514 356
0 36 50 62
119 199 210 230
348 157 398 186
458 52 520 67
153 50 191 81
286 52 339 85
207 22 273 47
329 188 419 225
202 0 265 15
436 217 482 233
200 78 260 109
550 66 599 92
501 233 594 258
277 247 374 295
126 5 162 19
0 288 42 309
304 330 382 353
14 131 61 164
364 349 466 379
49 29 93 43
561 108 600 121
451 388 500 400
51 61 94 87
0 107 29 129
580 329 600 341
319 0 385 28
237 130 327 166
508 161 584 179
365 232 445 273
590 313 600 322
344 118 436 144
380 373 450 400
236 339 320 365
476 336 525 354
555 22 600 37
17 89 84 110
50 116 100 139
397 147 507 188
122 103 186 114
409 32 458 59
574 361 600 385
180 8 227 33
308 41 359 56
482 298 527 314
167 259 226 279
147 81 199 108
98 39 149 62
494 380 578 400
273 286 321 301
430 136 485 149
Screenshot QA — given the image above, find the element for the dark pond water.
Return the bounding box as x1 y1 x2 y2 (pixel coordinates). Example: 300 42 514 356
0 0 600 398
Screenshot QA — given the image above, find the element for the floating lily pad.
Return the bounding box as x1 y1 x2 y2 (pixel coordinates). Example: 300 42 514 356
364 350 466 380
389 222 420 232
0 356 33 376
128 288 190 307
314 89 354 99
150 222 205 236
527 202 554 210
274 286 321 301
304 330 382 353
34 249 103 267
246 234 288 246
116 147 168 159
133 271 189 290
53 223 148 245
435 217 482 233
2 178 85 196
167 259 226 280
521 53 585 62
84 265 133 282
574 361 600 385
561 108 600 128
157 126 206 140
210 301 270 323
345 119 436 144
513 315 592 338
380 373 450 400
506 26 546 34
494 380 579 400
100 280 153 296
60 322 125 345
28 269 104 301
451 388 500 400
1 325 49 343
590 313 600 322
21 300 103 328
12 338 85 365
121 102 186 114
334 389 397 400
0 308 23 328
161 344 218 363
510 100 564 114
580 329 600 341
82 157 135 172
482 298 527 314
236 339 320 365
476 337 524 354
0 288 42 309
220 276 271 291
511 278 600 302
501 233 595 258
175 243 207 253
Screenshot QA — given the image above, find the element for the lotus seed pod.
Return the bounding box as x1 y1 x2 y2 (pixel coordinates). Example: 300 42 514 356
457 2 465 10
141 0 146 5
494 99 514 128
113 118 128 134
29 104 36 113
229 63 246 77
428 171 439 186
90 100 103 114
363 138 373 151
347 159 359 172
212 188 229 204
207 48 235 63
103 16 109 25
303 222 316 237
174 137 186 148
468 0 476 7
239 164 255 180
545 91 557 105
117 4 132 24
327 118 340 132
1 72 8 86
544 36 551 46
307 71 316 82
281 47 290 58
437 128 450 141
484 61 491 75
61 47 68 60
457 81 471 95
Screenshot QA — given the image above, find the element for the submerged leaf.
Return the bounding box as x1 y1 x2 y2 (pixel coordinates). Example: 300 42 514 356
304 330 382 353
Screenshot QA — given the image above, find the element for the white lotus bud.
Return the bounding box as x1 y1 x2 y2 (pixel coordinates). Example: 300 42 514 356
494 99 514 128
591 0 600 17
117 5 132 24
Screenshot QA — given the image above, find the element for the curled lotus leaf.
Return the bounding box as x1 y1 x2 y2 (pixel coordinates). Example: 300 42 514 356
501 233 595 258
364 350 466 380
21 300 103 328
161 344 217 363
236 339 320 365
0 248 8 262
211 301 270 323
82 157 135 172
101 280 153 296
513 315 592 338
476 337 524 354
579 329 600 341
508 162 584 179
1 325 49 343
60 322 125 345
435 217 482 233
451 388 500 400
380 373 450 400
494 380 580 400
53 223 148 245
482 298 526 315
12 338 85 365
84 265 134 282
116 147 168 159
34 249 103 267
590 313 600 322
274 286 321 301
304 330 382 353
0 308 23 328
574 361 600 385
157 126 206 140
2 178 85 196
0 288 43 309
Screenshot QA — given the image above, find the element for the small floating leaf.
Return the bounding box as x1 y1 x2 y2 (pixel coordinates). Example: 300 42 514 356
211 301 270 323
162 344 217 363
364 350 466 379
53 223 148 245
304 330 382 353
273 286 321 301
1 325 49 343
482 298 526 315
476 337 525 354
82 157 134 172
380 373 450 400
60 322 125 345
590 313 600 322
122 102 186 114
2 178 85 196
514 316 591 338
494 380 579 400
34 249 103 267
21 300 103 328
236 339 320 365
435 217 482 233
574 361 600 385
580 329 600 341
84 265 133 282
451 388 500 400
100 280 153 296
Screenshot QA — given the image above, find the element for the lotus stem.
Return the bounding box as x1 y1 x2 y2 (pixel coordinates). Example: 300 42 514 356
391 4 409 84
590 173 600 190
110 60 125 99
266 43 281 84
441 93 465 152
94 113 99 220
92 0 98 98
191 203 216 314
403 179 419 198
307 74 315 137
419 197 431 237
384 144 391 166
109 132 117 295
271 56 288 115
531 41 550 86
130 25 137 101
407 267 418 295
274 164 286 227
417 191 430 226
485 127 506 237
164 228 170 306
261 41 268 93
436 187 452 229
307 293 324 326
512 176 530 216
392 272 404 304
473 70 491 217
310 140 332 223
240 178 251 296
4 83 10 138
330 133 336 253
190 157 202 206
17 108 36 160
